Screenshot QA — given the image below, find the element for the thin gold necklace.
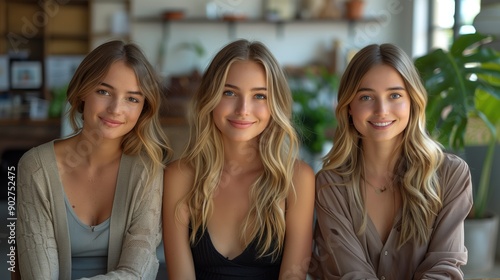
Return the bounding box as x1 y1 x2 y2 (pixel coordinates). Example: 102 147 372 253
363 176 388 194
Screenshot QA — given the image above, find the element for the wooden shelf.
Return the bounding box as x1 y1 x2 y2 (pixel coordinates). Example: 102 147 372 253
134 16 382 24
134 16 384 38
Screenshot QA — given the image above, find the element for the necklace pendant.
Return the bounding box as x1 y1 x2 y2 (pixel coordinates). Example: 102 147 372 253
375 189 383 194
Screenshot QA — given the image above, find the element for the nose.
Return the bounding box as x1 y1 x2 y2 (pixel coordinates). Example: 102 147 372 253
374 99 388 116
107 97 122 114
235 96 249 116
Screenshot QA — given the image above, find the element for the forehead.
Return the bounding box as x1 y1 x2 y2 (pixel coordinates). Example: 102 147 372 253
225 60 266 84
359 64 404 88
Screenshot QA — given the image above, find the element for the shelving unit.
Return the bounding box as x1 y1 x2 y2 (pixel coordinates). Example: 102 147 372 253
0 0 91 102
134 16 383 38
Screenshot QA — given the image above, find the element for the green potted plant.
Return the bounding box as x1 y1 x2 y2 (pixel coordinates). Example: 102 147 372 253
414 32 500 272
289 66 338 170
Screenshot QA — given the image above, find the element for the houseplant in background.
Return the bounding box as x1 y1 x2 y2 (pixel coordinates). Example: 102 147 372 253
415 32 500 272
289 66 338 171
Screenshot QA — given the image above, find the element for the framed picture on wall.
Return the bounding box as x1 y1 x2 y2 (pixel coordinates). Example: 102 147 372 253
10 60 43 90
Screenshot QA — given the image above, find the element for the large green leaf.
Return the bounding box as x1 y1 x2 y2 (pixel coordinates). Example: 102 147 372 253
415 33 500 151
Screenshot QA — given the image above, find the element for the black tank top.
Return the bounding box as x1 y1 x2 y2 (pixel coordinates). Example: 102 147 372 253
191 229 282 279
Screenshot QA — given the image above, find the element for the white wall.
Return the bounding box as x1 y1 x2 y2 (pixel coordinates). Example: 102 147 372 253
99 0 421 77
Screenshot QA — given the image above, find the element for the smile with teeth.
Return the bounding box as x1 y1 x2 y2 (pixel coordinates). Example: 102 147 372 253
371 121 393 127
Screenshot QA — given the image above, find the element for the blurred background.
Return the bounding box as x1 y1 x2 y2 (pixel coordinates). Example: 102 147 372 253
1 0 499 279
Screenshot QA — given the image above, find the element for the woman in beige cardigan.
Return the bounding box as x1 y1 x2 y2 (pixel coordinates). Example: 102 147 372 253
16 40 171 279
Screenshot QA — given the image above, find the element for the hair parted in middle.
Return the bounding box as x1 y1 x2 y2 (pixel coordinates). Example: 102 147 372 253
321 43 444 248
178 39 299 259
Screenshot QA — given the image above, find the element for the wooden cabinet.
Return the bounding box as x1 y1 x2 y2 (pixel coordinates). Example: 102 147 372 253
2 0 90 59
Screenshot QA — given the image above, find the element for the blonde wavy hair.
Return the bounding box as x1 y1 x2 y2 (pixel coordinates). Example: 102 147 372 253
66 40 171 185
179 39 299 259
321 43 444 247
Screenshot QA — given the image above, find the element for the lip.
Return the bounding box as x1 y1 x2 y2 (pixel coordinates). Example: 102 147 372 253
228 119 255 129
100 117 124 127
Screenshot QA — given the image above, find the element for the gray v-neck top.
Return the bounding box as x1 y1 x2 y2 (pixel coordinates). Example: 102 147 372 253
65 195 110 278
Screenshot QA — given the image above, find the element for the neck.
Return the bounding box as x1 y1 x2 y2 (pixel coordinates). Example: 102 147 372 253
222 139 262 172
70 132 123 167
362 140 401 176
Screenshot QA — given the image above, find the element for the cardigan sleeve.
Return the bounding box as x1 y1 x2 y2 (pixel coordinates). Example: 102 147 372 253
17 148 60 280
413 154 472 279
309 171 379 280
80 158 163 280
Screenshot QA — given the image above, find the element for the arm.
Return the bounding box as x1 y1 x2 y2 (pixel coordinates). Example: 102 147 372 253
279 161 315 280
162 160 196 279
413 155 472 279
309 171 378 280
17 150 60 280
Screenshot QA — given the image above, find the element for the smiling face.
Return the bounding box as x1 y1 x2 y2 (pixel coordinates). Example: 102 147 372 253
82 60 144 141
348 63 411 145
212 60 271 144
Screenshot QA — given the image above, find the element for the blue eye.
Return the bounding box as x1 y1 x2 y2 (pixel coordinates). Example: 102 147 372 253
97 89 110 95
360 95 372 101
391 93 402 99
255 94 267 100
223 90 235 97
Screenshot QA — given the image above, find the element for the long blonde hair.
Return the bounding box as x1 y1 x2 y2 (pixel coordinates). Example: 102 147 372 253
321 43 444 247
179 39 299 258
67 40 172 184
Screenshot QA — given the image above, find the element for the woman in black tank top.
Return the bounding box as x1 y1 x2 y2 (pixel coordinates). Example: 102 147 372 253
162 39 315 279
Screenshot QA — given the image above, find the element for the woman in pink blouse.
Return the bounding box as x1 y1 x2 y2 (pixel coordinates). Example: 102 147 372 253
309 43 473 279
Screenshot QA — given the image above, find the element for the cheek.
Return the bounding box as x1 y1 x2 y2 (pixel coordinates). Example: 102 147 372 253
396 102 411 121
256 105 271 123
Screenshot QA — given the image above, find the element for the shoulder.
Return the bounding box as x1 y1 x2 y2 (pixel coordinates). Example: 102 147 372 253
164 158 194 179
315 169 345 190
292 160 315 184
18 141 54 172
163 158 195 196
289 160 315 197
439 153 470 178
314 169 349 204
439 153 472 198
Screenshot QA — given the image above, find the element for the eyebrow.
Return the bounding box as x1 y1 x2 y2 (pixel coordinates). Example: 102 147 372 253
357 86 406 92
225 83 267 92
100 82 143 95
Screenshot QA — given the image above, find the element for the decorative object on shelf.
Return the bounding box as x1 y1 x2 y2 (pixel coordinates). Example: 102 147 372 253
222 14 247 22
264 0 297 20
205 1 218 19
318 0 341 19
10 60 43 90
162 9 185 20
415 32 500 272
299 0 324 19
344 0 364 20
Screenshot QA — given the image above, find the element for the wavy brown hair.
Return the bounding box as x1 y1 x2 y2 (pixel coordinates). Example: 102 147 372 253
66 40 171 184
321 43 444 247
178 39 299 259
